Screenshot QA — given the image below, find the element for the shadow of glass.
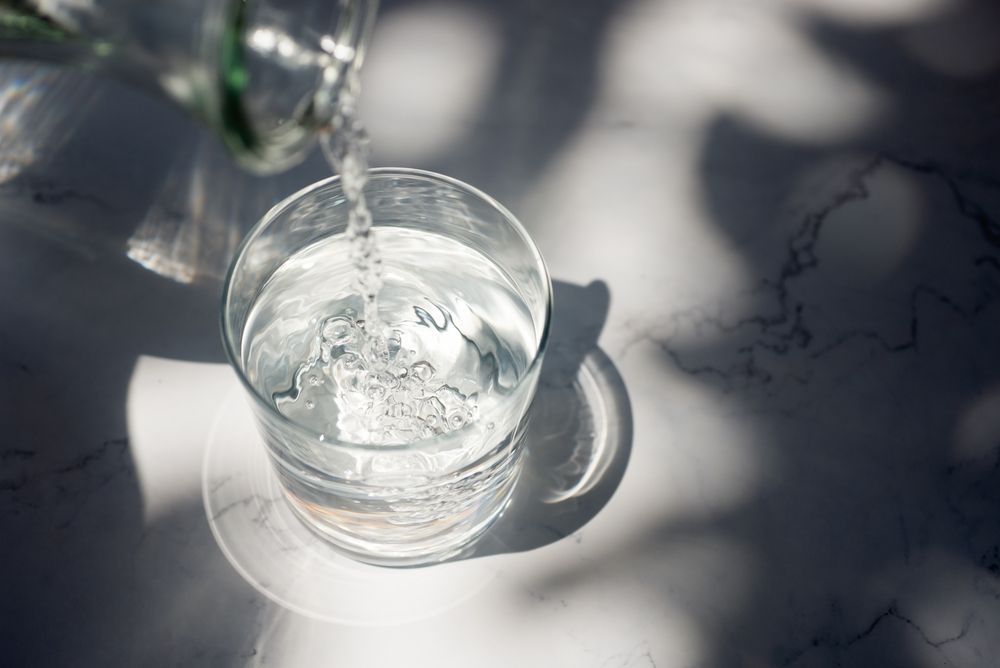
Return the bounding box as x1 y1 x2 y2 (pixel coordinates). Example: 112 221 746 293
468 279 633 558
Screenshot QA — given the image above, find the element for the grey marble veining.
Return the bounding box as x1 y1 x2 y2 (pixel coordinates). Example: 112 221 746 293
3 0 1000 666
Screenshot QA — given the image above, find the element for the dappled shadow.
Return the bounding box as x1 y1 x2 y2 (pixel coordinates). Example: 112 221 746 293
530 1 1000 665
0 71 265 664
371 0 628 208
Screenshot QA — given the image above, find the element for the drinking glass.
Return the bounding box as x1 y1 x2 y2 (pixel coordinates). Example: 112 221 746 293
222 169 551 566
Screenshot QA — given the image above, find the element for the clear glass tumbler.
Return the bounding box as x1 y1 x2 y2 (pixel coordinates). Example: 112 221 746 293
222 169 551 566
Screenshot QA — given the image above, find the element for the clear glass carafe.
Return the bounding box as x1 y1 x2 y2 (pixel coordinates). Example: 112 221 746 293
0 0 377 173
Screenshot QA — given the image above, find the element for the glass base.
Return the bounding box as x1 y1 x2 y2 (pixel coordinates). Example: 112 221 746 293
202 386 500 622
278 462 519 567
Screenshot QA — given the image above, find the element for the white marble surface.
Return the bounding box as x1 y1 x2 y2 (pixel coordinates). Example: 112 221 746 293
4 0 1000 665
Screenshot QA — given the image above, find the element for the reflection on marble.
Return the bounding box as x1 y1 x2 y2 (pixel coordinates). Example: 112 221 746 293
4 0 1000 665
0 65 98 184
125 135 317 284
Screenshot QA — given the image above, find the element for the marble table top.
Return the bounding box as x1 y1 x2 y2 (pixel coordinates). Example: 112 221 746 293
3 0 1000 665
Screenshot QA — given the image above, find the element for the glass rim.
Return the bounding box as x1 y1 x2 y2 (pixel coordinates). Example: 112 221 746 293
221 167 553 454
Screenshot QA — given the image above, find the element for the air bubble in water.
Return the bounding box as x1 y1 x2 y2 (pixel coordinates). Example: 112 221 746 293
321 316 353 344
410 361 435 383
375 370 398 389
387 402 413 419
339 352 361 370
436 385 465 412
387 330 402 357
420 396 445 418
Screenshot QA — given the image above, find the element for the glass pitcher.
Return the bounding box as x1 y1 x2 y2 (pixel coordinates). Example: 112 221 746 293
0 0 378 173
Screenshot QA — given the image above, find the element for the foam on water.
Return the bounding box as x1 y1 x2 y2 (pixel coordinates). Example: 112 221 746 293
270 305 482 445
